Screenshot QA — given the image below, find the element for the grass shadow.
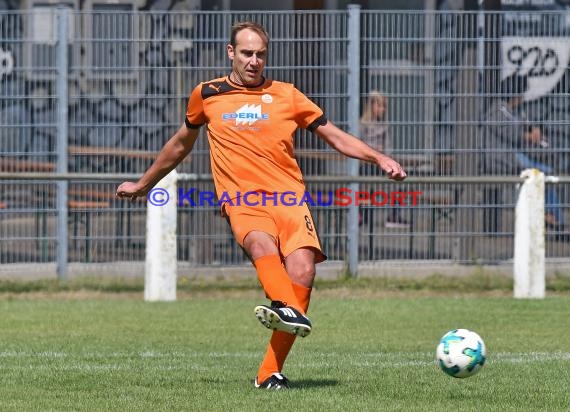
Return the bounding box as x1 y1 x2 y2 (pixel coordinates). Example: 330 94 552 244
293 378 340 389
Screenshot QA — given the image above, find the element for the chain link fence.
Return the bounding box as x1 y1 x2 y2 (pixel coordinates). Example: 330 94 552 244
0 7 569 277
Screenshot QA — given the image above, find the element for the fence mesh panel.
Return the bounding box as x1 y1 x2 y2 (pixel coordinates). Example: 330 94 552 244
0 8 568 274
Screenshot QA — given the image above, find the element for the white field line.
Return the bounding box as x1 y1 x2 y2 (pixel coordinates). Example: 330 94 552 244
0 350 569 367
0 351 260 359
348 352 570 368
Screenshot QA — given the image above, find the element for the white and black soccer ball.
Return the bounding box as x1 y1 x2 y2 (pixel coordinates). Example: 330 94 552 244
436 328 486 378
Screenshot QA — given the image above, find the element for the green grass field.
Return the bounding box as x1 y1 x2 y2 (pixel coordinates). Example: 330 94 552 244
0 281 569 411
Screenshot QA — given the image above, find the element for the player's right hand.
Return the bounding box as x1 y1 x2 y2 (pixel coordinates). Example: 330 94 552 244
116 181 146 201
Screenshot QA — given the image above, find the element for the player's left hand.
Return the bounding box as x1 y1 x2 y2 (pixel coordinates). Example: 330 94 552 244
378 156 407 181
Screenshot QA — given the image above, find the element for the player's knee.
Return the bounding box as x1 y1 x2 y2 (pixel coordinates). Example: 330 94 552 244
288 262 315 287
243 232 278 260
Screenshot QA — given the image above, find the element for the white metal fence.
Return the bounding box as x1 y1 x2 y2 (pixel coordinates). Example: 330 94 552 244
0 7 569 277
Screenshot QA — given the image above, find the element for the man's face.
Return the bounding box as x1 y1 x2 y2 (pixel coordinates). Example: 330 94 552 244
227 28 267 86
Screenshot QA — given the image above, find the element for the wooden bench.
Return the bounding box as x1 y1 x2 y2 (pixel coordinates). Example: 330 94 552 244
0 157 56 172
296 152 433 175
68 187 116 202
30 184 112 263
69 183 151 251
1 149 192 263
308 188 456 261
68 145 192 166
360 188 456 260
68 145 162 160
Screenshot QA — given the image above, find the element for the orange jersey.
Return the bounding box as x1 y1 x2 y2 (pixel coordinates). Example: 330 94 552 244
185 76 326 201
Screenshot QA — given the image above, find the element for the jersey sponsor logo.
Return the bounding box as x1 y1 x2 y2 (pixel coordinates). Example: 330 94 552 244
222 104 269 125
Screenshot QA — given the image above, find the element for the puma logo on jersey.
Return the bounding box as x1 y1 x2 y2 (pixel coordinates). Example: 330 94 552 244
208 84 222 92
222 104 269 125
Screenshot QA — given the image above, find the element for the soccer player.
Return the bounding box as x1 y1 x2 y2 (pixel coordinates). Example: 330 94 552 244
116 21 406 390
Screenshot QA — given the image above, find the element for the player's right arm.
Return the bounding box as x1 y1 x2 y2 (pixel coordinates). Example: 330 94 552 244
116 124 199 200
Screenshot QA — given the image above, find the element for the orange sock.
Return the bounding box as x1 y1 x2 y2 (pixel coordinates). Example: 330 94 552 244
256 282 312 383
253 254 302 312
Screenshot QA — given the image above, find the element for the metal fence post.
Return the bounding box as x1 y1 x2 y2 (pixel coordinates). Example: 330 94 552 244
514 168 545 299
145 170 178 301
56 6 70 281
346 4 361 277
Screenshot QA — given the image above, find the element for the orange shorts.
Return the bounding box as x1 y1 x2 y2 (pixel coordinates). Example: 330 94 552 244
222 201 326 263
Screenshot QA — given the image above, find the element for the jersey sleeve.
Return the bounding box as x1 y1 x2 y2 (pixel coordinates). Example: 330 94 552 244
291 87 326 130
185 84 207 129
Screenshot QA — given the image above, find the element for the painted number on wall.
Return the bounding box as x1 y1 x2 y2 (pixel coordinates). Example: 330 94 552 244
506 45 559 77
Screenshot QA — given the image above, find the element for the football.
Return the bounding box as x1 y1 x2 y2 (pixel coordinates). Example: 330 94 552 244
436 328 487 378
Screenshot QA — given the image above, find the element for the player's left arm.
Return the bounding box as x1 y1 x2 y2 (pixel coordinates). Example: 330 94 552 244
314 120 407 181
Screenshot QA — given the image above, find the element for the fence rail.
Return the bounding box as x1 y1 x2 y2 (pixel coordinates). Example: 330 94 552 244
4 172 570 184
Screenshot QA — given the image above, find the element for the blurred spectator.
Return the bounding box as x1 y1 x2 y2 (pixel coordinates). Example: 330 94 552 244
484 73 565 231
360 91 410 229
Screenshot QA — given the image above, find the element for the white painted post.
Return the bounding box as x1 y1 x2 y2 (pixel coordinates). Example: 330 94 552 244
513 168 545 299
145 170 178 301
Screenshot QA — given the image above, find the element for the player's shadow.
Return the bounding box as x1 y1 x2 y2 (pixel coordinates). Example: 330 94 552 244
292 379 339 389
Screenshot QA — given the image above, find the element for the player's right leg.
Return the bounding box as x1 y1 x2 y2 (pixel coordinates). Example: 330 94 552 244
223 204 306 317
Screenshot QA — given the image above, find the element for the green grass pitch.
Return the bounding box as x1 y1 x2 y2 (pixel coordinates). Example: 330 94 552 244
0 290 569 411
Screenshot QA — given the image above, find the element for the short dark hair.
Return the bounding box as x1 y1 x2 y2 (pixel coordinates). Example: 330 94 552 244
501 73 528 98
230 21 270 48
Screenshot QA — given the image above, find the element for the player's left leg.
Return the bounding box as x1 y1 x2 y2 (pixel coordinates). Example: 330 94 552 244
255 248 316 387
253 204 325 389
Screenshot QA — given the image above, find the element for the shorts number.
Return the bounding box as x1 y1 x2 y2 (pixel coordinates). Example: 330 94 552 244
304 215 314 232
